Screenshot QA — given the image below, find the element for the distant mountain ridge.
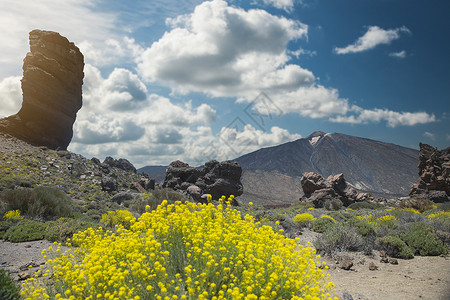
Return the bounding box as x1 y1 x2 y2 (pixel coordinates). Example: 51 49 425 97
138 131 419 205
235 131 419 203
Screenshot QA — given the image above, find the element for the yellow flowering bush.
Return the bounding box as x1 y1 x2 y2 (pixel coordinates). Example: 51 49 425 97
426 211 450 219
293 213 316 226
3 209 23 220
101 210 135 229
22 200 335 299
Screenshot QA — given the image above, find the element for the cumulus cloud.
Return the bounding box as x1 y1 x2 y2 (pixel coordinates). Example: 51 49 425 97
330 107 436 127
0 76 21 117
389 50 407 58
0 0 119 78
137 0 310 98
335 26 411 54
69 65 220 166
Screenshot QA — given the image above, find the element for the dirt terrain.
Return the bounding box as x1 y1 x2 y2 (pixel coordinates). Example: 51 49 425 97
1 237 449 299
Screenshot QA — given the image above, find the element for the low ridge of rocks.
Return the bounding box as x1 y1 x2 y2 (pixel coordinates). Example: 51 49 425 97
300 172 373 208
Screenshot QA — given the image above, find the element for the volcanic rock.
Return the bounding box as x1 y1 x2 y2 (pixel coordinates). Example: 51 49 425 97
0 30 84 150
103 156 137 173
409 143 450 202
162 160 243 202
300 172 373 208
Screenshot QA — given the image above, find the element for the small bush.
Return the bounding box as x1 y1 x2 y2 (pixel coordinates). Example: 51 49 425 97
347 217 377 237
400 222 448 256
375 235 414 259
0 186 74 219
101 210 135 229
293 213 315 227
0 268 20 300
3 210 23 221
314 223 365 255
312 216 336 233
348 201 385 210
45 218 98 243
3 219 46 242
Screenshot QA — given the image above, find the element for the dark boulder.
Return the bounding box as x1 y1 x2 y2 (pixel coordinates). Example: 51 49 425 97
300 172 372 208
162 160 243 202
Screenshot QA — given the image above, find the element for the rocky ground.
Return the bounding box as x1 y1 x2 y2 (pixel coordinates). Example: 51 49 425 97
0 233 448 299
297 229 450 300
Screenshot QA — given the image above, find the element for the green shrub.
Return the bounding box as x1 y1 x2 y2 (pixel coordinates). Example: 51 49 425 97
0 268 20 300
45 218 98 243
139 189 185 212
314 223 365 255
0 186 74 219
347 217 377 237
375 235 414 259
312 216 336 233
400 222 448 256
3 219 46 242
348 201 385 210
0 175 34 192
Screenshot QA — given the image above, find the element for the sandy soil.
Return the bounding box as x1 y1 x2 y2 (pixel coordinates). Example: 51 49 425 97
1 237 449 299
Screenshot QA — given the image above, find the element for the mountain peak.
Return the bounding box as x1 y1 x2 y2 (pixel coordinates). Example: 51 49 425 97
306 131 327 146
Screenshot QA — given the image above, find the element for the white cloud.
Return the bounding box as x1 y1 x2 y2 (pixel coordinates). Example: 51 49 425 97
423 132 436 140
0 0 119 79
335 26 411 54
78 37 144 67
446 134 450 141
137 0 310 98
330 107 436 127
389 50 407 58
0 76 21 117
261 0 296 12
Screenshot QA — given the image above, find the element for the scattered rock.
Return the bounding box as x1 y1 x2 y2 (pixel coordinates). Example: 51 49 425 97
0 30 84 150
368 262 378 270
380 257 389 263
389 258 398 265
110 191 135 204
335 292 354 300
409 143 450 202
101 176 117 192
130 182 146 193
18 272 31 280
340 261 354 271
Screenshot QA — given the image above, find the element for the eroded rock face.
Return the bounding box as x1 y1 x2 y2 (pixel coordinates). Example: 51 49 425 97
0 30 84 150
162 160 243 202
300 172 372 208
409 143 450 202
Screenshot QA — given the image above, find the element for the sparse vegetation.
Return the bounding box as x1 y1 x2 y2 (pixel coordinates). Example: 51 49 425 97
0 268 20 300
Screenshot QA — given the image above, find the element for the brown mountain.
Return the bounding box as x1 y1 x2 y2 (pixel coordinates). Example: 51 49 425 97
234 131 419 205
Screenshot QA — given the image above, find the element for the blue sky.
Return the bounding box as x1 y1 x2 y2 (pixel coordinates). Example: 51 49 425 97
0 0 448 168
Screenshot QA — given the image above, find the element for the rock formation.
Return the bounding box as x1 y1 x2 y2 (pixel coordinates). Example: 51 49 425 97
0 29 84 150
409 143 450 202
300 172 372 208
162 160 243 202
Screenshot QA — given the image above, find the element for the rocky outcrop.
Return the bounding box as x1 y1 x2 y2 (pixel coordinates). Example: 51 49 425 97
162 160 243 202
300 172 372 208
409 143 450 202
0 30 84 150
103 156 137 174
